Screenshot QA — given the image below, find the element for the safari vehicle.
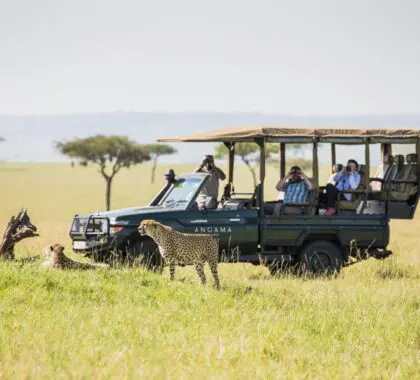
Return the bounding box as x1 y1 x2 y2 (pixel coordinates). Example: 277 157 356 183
69 127 420 274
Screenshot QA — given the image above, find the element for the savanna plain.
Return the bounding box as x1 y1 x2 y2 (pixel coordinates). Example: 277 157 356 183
0 162 419 379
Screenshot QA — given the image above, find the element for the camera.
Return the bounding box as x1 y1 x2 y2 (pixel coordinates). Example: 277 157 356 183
346 165 352 172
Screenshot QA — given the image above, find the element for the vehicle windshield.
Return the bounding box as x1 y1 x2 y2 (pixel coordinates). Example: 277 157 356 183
159 177 203 208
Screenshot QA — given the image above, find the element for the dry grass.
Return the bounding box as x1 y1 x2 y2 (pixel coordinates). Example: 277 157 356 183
0 162 419 379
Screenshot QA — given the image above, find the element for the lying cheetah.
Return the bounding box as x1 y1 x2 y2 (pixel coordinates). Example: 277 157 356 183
42 244 109 270
138 219 220 289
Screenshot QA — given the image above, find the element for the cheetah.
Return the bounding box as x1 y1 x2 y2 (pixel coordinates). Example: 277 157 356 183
138 219 220 289
42 243 109 270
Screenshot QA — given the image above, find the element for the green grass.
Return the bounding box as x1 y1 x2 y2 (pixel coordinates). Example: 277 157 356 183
0 163 419 379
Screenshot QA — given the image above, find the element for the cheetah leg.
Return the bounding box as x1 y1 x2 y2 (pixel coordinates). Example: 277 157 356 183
195 263 206 285
209 260 220 290
169 262 176 281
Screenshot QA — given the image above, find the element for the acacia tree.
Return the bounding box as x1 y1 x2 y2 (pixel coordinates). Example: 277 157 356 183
147 143 177 184
56 135 150 211
215 142 280 187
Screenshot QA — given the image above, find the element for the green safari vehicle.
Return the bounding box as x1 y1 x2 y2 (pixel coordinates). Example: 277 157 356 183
69 126 420 274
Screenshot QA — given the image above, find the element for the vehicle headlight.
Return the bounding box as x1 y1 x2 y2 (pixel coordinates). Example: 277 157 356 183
110 226 125 234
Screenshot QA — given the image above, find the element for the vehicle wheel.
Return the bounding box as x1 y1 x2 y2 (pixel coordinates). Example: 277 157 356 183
126 239 164 272
299 241 344 275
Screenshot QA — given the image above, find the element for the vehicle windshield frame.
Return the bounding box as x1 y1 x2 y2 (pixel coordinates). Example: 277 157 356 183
158 174 209 209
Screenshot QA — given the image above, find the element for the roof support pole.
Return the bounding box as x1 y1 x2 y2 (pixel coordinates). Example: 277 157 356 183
257 139 265 212
331 143 336 166
312 139 319 188
280 143 286 179
224 142 235 185
365 139 370 189
381 143 392 161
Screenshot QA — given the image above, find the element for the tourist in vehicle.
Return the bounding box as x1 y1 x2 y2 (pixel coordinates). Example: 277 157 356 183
323 159 361 216
327 164 343 185
276 166 313 203
195 154 226 209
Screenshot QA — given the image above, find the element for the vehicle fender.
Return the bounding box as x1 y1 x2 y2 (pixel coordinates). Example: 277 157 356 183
299 233 345 250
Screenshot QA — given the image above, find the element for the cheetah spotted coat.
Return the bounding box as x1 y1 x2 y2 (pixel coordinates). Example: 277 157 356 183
42 244 109 270
138 219 220 289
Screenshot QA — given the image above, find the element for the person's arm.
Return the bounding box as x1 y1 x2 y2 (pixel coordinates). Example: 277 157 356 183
332 171 344 182
195 159 207 173
349 172 361 190
214 166 226 180
276 176 289 191
301 173 313 190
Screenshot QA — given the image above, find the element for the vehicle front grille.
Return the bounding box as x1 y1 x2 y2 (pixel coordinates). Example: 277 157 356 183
70 216 109 236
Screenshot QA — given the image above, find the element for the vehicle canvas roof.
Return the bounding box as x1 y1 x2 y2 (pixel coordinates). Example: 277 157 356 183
158 126 420 144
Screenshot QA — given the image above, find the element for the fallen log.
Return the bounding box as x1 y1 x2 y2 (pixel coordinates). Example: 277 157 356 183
0 209 39 260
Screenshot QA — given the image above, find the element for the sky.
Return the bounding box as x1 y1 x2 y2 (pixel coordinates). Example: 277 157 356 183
0 0 419 116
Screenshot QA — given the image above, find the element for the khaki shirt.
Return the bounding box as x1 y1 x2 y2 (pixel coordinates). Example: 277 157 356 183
198 168 223 200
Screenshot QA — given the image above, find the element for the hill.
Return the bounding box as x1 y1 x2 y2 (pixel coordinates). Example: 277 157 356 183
1 112 419 164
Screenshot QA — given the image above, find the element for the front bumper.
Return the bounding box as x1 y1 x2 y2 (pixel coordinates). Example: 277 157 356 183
70 215 113 254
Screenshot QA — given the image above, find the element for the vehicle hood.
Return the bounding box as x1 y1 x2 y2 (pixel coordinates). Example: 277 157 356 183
78 206 181 225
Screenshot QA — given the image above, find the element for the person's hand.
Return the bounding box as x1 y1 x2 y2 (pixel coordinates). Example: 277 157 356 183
300 172 307 179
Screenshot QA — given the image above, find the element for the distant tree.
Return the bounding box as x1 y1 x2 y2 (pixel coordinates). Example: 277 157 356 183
267 144 310 172
215 142 280 187
56 135 150 211
147 143 177 184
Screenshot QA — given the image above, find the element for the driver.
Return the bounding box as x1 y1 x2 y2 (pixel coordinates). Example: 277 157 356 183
195 154 226 209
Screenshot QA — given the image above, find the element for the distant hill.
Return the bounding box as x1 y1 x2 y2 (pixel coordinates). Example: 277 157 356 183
0 112 419 164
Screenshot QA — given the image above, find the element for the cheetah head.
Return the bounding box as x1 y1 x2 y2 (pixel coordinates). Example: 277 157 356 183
138 219 172 236
44 243 65 259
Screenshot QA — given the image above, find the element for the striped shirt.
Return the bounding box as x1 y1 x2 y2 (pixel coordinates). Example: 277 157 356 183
283 179 309 203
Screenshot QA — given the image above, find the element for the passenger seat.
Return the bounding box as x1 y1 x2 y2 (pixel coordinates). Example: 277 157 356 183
370 154 405 200
279 188 319 216
384 153 418 201
370 154 394 191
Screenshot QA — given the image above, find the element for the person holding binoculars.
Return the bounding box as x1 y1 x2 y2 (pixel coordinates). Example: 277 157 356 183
323 159 361 216
195 154 226 209
276 165 313 204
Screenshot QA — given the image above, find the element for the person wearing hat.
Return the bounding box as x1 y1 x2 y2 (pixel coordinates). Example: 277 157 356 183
195 155 226 209
275 165 313 203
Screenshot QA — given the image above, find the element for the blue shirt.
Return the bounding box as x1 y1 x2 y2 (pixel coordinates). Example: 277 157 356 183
283 179 309 203
333 171 361 200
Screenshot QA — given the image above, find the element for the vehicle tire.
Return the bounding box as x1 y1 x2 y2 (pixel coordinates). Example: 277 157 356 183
126 238 164 272
299 241 344 275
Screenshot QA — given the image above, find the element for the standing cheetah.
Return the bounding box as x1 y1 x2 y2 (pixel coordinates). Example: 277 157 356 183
42 243 109 270
138 220 220 289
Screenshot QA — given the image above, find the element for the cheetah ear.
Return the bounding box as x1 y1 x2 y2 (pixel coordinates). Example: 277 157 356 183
49 245 54 251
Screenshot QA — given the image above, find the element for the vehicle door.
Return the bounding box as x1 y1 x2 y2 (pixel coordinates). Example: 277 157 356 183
177 208 259 262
